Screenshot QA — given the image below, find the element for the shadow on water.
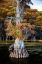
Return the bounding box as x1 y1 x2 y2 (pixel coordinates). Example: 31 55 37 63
0 45 42 64
0 45 10 64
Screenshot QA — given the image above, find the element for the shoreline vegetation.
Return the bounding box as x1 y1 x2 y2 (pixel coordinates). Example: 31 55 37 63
0 40 42 43
0 40 42 46
0 41 42 55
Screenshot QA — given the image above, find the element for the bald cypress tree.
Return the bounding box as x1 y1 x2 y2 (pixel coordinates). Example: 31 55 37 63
15 0 33 24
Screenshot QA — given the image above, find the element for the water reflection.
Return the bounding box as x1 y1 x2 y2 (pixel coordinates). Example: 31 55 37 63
10 58 29 64
0 45 42 64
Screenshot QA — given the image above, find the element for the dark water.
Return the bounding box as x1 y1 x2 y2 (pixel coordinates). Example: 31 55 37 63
0 45 42 64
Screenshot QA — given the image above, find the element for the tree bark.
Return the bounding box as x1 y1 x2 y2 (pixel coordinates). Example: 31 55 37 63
15 0 23 25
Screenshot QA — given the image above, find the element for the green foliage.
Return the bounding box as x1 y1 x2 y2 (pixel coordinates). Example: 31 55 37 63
0 40 14 44
39 11 42 15
0 41 42 47
12 20 16 26
15 29 22 38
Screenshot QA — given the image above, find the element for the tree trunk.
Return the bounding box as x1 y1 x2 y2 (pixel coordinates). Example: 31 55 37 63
15 0 23 25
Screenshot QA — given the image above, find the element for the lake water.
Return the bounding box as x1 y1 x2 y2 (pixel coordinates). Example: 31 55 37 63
0 45 42 64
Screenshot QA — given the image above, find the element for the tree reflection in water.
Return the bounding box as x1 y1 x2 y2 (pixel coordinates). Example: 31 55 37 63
0 45 42 64
10 58 29 64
